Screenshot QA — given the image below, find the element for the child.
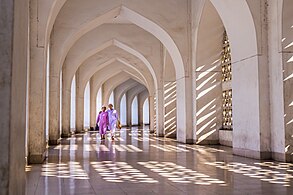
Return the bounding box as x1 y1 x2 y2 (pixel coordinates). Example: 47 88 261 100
96 106 109 140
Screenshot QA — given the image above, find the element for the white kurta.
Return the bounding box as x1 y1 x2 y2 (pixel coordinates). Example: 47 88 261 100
107 109 118 133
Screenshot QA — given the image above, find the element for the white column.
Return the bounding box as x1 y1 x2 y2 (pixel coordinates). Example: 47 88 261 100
90 78 96 128
126 92 132 126
0 0 28 193
28 0 47 163
61 69 71 137
149 95 155 133
75 69 84 133
156 89 165 136
138 94 145 126
49 36 61 144
114 89 120 115
176 77 194 143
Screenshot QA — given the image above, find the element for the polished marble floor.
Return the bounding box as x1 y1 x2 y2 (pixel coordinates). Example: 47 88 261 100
26 127 293 195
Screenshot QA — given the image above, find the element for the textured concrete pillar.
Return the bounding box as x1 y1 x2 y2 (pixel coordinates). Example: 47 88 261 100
0 0 28 193
75 69 84 133
281 0 293 162
48 73 61 145
176 77 194 143
61 70 71 137
156 89 165 137
28 0 47 163
138 97 144 126
48 37 61 145
102 84 108 106
114 88 120 115
126 92 132 126
149 96 155 133
90 78 96 127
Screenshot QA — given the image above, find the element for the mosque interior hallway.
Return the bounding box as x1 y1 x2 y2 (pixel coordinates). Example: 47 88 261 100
26 127 293 195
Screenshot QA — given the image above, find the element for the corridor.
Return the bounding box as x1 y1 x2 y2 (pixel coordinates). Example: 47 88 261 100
26 127 293 195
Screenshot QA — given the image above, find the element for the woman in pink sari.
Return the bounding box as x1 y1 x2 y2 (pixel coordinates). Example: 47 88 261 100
96 106 109 140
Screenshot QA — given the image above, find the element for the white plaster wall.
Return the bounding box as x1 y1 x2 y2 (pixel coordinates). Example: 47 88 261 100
52 0 188 76
62 24 162 84
164 82 177 138
195 0 224 144
64 46 152 93
219 130 233 147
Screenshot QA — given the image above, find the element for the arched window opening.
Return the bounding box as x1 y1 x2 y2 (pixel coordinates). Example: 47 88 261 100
96 87 102 116
143 98 150 124
132 96 138 125
120 94 127 125
70 75 76 130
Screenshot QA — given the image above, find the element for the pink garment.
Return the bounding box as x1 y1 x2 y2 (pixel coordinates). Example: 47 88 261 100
96 111 109 135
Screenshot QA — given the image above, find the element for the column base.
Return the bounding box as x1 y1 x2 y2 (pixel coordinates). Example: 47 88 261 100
28 151 46 164
177 139 194 144
271 152 286 162
75 130 85 134
233 148 271 160
48 138 61 145
157 133 165 137
61 133 71 138
197 139 219 145
286 154 293 162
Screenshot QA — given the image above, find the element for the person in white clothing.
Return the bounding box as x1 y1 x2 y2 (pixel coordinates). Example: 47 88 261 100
107 104 118 141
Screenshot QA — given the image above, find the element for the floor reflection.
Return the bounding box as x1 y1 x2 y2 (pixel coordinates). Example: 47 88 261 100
91 161 158 183
205 161 293 187
41 162 89 180
26 127 293 194
138 161 226 186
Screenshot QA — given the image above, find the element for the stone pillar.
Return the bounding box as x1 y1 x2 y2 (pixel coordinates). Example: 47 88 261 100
28 0 47 163
126 92 132 126
267 0 285 161
49 33 61 144
138 95 144 126
114 88 121 116
231 1 271 160
156 89 165 137
90 78 96 127
149 95 155 133
281 0 293 162
101 84 108 106
176 77 194 143
48 72 61 145
61 69 71 137
0 0 28 193
75 69 84 133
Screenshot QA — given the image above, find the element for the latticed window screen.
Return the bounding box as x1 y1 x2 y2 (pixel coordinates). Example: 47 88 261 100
222 90 232 129
221 31 232 82
221 31 233 130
